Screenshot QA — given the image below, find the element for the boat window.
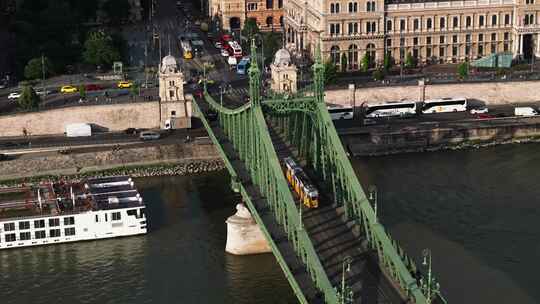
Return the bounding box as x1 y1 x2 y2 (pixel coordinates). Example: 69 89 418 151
49 218 60 227
95 214 99 222
127 209 137 217
4 223 15 231
19 221 30 230
34 220 45 228
5 233 16 242
112 212 121 221
65 227 75 236
35 231 46 239
49 229 61 238
20 232 31 240
64 217 75 225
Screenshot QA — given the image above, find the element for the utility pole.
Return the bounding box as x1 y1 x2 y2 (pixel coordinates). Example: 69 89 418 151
41 54 45 90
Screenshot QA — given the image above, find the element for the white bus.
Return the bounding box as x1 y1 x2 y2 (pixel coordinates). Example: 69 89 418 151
228 41 243 58
422 97 467 114
327 106 354 120
180 40 193 59
365 101 417 118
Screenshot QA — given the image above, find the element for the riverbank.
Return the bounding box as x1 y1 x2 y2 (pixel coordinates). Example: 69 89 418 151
0 141 224 185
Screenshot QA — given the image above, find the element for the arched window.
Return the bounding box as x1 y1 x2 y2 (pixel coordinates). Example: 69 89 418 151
330 3 335 13
266 16 273 26
386 20 392 31
371 1 376 11
353 2 358 11
266 0 273 9
492 15 497 25
427 18 432 29
466 16 471 27
453 16 458 28
336 3 340 13
414 18 419 30
366 22 372 33
372 22 376 32
348 44 359 69
366 1 371 11
330 45 340 64
280 16 284 26
366 43 376 66
440 17 445 28
278 0 283 8
348 2 353 12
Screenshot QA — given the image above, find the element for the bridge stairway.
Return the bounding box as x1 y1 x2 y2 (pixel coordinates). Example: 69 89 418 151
204 119 325 303
267 125 406 304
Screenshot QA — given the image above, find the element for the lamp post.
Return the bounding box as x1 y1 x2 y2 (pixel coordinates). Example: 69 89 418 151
368 185 378 220
337 256 354 304
420 249 441 304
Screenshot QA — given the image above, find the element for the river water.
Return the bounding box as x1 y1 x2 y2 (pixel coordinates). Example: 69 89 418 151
1 144 540 303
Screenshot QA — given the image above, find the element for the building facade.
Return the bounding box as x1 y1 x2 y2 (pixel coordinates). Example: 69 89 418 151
284 0 540 70
210 0 284 31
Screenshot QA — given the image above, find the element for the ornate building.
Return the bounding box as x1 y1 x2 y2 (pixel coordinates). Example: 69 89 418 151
210 0 284 31
158 55 192 129
271 48 298 92
284 0 540 70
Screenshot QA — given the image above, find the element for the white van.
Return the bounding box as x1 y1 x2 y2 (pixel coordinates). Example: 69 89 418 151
514 107 538 117
139 131 161 141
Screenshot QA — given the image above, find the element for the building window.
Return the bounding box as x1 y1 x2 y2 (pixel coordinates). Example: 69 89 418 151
169 90 174 98
478 33 483 42
465 45 471 55
491 43 496 53
526 0 534 4
266 16 273 26
266 0 273 9
20 232 31 240
452 35 458 43
427 47 432 58
19 221 30 230
105 213 108 222
348 2 358 12
4 223 15 231
414 19 419 30
64 217 75 226
492 15 497 26
466 34 471 43
491 33 496 41
348 23 359 34
35 230 46 239
95 214 99 222
504 32 509 40
348 44 359 69
413 37 418 45
367 22 376 33
400 19 405 31
330 3 340 13
5 233 16 242
34 219 45 228
278 0 283 8
112 212 121 221
49 218 60 227
387 39 392 47
505 14 510 25
387 20 392 31
427 18 432 29
426 36 432 45
49 229 61 238
169 80 175 86
452 46 458 56
466 16 471 27
247 3 257 10
439 35 445 44
65 227 76 236
331 46 340 64
504 43 509 51
366 1 375 11
330 23 341 35
439 46 445 57
478 45 484 56
453 16 458 28
171 110 176 116
479 15 484 26
440 17 445 29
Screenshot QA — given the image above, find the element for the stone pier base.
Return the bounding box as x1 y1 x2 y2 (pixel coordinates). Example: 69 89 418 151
225 203 271 255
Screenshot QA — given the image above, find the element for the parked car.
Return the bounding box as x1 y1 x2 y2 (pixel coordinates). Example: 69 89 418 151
0 83 6 89
214 41 222 49
36 89 51 96
117 81 133 89
475 113 495 119
124 128 139 135
85 84 103 91
140 82 155 88
139 131 161 141
470 107 489 114
220 48 229 57
7 92 21 99
60 85 78 93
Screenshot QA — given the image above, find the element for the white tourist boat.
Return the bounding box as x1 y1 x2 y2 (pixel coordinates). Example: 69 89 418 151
0 176 147 250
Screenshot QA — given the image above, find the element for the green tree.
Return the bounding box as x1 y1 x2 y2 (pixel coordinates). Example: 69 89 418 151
242 18 260 43
457 62 469 79
263 32 281 66
83 31 121 69
404 52 416 69
130 83 139 97
102 0 131 25
383 52 393 71
361 53 370 72
78 85 86 100
373 69 384 81
324 60 338 85
340 54 348 73
18 86 40 110
24 57 54 80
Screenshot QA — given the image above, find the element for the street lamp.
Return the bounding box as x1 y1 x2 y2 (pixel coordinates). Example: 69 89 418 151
420 249 441 304
368 185 378 220
254 33 265 72
337 256 354 304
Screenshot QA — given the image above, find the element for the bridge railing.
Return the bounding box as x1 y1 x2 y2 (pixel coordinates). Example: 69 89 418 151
199 93 340 304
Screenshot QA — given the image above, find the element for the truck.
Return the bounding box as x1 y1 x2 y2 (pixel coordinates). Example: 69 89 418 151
514 107 538 117
236 57 250 75
65 123 92 137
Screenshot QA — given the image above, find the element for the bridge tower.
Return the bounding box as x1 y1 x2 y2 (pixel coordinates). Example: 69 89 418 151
158 55 192 129
312 45 325 103
270 48 298 94
248 39 261 107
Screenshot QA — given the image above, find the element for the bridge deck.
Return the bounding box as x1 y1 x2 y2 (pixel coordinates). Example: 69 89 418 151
268 125 406 304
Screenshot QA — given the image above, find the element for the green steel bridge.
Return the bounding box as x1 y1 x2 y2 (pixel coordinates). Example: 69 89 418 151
192 42 446 304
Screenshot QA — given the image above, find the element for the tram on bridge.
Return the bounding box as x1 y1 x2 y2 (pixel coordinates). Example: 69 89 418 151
283 157 319 208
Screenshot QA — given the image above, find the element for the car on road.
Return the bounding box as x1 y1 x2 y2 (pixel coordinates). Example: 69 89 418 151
214 41 222 49
0 83 6 89
140 82 156 88
470 107 489 114
475 113 495 119
221 48 230 57
124 128 140 135
36 89 51 96
85 84 103 91
7 92 21 99
139 131 161 141
60 85 78 93
117 81 133 89
194 90 203 98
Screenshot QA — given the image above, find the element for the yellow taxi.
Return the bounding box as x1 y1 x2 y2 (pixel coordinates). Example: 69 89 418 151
60 85 78 93
117 81 133 89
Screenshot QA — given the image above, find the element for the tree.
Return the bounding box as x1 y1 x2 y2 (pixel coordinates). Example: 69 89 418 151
361 53 370 72
404 52 416 69
383 52 393 71
18 86 40 110
24 57 54 80
242 18 260 43
373 69 385 81
457 62 469 79
263 32 281 66
102 0 131 25
78 85 86 100
324 60 338 85
340 54 348 73
83 31 121 69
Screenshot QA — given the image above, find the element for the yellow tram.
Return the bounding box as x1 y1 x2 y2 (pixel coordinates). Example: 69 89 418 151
283 157 319 208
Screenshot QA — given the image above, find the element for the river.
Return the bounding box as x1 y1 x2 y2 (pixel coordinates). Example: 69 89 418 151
1 144 539 303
